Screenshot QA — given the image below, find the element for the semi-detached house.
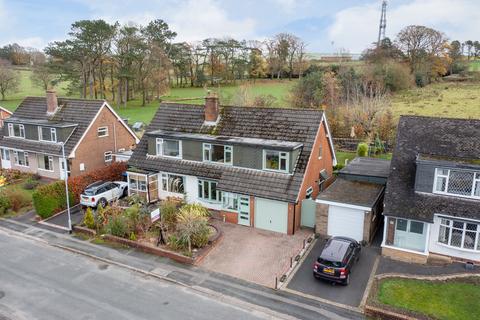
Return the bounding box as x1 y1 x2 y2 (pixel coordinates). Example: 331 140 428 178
0 91 139 179
127 93 336 234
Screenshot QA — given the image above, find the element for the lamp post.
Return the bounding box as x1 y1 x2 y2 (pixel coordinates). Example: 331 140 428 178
60 142 72 233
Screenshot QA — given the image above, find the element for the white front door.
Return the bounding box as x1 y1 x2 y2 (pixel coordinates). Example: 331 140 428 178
328 205 365 242
238 196 250 226
0 148 11 169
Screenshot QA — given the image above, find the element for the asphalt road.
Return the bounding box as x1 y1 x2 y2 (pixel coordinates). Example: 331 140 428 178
286 238 380 307
0 230 270 320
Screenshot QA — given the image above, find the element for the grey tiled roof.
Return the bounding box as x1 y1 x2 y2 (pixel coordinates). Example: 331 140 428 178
317 178 384 208
128 103 325 203
384 116 480 222
0 136 62 155
1 97 105 155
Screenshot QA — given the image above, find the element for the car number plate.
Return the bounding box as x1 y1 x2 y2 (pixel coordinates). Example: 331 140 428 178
323 267 334 274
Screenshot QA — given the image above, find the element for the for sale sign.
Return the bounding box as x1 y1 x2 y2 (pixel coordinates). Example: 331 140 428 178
150 208 160 222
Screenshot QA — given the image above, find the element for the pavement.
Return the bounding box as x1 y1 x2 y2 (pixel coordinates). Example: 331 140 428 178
285 237 380 308
0 229 269 320
42 205 84 228
201 220 312 288
0 217 364 320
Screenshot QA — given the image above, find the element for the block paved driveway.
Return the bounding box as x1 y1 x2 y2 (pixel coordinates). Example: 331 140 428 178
285 237 380 307
200 220 312 288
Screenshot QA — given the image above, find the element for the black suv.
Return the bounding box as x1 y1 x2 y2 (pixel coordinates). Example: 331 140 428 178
313 237 361 285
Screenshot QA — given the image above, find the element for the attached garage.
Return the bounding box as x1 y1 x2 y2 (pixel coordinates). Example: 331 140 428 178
327 205 365 241
254 198 289 234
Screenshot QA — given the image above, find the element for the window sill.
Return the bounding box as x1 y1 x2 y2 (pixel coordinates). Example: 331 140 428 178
15 164 29 167
433 191 480 201
381 244 428 256
38 168 54 172
435 241 480 253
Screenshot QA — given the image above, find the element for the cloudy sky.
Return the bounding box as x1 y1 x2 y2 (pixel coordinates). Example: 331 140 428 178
1 0 480 53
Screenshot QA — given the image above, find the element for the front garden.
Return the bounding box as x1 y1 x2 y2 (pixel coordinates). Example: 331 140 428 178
367 276 480 320
79 196 219 260
0 169 44 217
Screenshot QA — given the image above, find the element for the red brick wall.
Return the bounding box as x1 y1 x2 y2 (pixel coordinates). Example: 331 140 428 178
294 120 335 232
249 196 255 227
70 106 136 177
287 203 295 235
220 210 238 224
0 109 11 127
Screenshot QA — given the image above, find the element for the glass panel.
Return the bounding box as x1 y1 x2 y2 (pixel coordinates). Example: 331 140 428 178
464 231 476 249
453 221 464 229
466 223 477 232
440 218 450 226
409 221 424 234
447 170 474 196
203 180 209 199
280 152 287 171
265 151 279 170
198 181 203 198
161 174 168 191
438 225 450 244
211 145 225 163
41 127 54 141
163 139 180 157
168 175 184 193
396 219 408 231
211 182 217 201
450 229 463 248
475 180 480 197
224 146 232 164
435 176 447 192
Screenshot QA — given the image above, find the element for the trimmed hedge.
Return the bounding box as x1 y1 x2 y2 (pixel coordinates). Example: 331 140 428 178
32 181 74 219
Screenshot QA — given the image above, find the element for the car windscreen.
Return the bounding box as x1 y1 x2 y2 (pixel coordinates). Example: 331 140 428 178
317 258 343 268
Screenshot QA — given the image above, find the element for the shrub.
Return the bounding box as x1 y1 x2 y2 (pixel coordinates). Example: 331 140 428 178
356 143 369 157
23 178 40 190
167 234 186 251
191 224 211 248
0 193 11 215
32 181 75 219
4 189 30 212
160 199 180 230
176 203 210 252
105 215 130 238
83 207 95 229
125 194 146 206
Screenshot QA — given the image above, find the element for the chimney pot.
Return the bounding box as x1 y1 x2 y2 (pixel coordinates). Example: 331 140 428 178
46 90 58 114
204 92 219 123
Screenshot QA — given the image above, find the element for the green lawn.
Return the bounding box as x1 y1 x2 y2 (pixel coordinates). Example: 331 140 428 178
377 278 480 320
391 82 480 119
469 60 480 72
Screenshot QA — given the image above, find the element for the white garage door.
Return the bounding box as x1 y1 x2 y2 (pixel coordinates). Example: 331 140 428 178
254 198 288 234
327 205 364 241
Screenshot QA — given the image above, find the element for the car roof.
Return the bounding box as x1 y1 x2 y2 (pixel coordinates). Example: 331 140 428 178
319 238 353 262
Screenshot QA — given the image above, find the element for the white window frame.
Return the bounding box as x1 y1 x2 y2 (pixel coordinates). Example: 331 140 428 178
198 179 222 203
433 168 480 200
156 138 182 159
38 127 57 142
38 154 54 172
97 126 109 137
8 123 25 138
104 151 113 163
262 150 289 173
13 151 29 167
438 217 480 252
202 143 232 165
129 173 147 192
222 192 240 211
160 173 185 194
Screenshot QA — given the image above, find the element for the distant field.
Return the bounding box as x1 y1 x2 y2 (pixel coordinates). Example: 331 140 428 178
469 60 480 72
391 82 480 120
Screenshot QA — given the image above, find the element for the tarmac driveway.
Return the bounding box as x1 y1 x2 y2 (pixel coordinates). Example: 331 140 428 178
286 237 380 308
200 220 312 288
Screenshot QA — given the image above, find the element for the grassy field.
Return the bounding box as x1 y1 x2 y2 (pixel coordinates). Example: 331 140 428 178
377 278 480 320
391 81 480 119
469 60 480 72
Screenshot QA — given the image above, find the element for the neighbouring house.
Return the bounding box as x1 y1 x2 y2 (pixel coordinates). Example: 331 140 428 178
0 105 12 128
0 91 139 179
382 116 480 264
315 157 390 243
127 93 336 234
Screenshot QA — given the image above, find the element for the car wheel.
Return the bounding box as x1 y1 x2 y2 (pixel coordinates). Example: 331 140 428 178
98 198 107 208
343 275 350 286
122 187 128 197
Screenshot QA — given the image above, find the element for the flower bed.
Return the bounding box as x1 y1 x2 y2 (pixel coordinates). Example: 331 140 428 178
0 169 42 216
77 197 222 264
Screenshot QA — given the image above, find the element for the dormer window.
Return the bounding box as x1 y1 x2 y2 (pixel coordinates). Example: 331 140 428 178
263 150 289 173
156 138 182 158
8 123 25 138
39 127 57 142
203 143 232 165
434 168 480 199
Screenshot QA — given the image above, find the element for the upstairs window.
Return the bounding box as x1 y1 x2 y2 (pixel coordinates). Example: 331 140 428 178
263 150 289 173
104 151 113 163
39 127 57 142
8 123 25 138
156 138 182 158
97 126 108 137
203 144 232 165
434 168 480 199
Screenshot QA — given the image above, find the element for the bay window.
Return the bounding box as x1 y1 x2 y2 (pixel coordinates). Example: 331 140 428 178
198 179 221 202
263 150 289 173
8 123 25 138
156 138 182 158
203 144 232 165
161 173 184 194
434 168 480 199
39 127 57 142
14 151 29 167
438 217 480 251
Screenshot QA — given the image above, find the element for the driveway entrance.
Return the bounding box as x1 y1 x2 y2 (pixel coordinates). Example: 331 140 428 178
200 220 312 288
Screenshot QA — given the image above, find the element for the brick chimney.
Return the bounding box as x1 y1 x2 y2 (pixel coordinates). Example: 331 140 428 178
204 91 219 123
46 90 58 114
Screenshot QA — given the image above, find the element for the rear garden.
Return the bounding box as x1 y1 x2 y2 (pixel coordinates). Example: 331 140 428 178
367 276 480 320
